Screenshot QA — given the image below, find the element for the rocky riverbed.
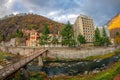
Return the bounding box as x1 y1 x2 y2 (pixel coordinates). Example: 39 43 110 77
28 53 120 77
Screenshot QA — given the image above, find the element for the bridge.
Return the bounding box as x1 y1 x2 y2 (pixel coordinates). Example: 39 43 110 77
0 49 48 80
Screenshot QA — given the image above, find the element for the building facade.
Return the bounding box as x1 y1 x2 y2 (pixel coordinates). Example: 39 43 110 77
73 14 95 43
25 29 62 47
26 30 40 46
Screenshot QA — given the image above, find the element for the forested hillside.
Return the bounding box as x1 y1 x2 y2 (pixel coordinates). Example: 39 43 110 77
0 13 64 41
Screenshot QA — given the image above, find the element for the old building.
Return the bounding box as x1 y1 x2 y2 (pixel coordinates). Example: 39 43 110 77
26 30 40 46
73 14 95 43
25 29 62 47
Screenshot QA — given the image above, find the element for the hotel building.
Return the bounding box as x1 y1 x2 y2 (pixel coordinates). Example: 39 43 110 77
73 14 95 43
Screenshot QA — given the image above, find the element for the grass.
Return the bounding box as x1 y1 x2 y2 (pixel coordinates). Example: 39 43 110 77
81 49 120 61
30 72 48 80
92 60 120 80
82 52 115 61
0 51 15 61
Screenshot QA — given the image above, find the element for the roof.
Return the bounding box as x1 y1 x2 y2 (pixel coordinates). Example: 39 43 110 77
79 14 92 19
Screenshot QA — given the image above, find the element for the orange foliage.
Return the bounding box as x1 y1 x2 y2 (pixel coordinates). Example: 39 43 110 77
108 14 120 30
0 13 65 41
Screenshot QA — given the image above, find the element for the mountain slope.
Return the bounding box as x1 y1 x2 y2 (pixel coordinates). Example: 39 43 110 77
0 14 64 40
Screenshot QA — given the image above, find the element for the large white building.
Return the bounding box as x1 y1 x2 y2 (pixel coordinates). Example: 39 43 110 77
73 14 95 43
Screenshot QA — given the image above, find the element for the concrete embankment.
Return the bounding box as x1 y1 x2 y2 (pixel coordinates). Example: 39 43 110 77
0 46 119 60
47 47 119 60
0 46 40 56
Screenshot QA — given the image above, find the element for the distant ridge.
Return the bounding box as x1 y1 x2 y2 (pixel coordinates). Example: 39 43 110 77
0 13 65 40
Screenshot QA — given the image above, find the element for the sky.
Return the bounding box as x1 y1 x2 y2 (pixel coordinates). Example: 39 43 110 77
0 0 120 26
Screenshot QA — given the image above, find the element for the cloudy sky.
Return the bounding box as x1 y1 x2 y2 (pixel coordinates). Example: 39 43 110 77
0 0 120 26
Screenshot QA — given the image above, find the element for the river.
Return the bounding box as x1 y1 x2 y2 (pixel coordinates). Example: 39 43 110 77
28 54 120 76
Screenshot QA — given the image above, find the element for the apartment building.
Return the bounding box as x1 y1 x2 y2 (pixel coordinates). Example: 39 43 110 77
73 14 95 43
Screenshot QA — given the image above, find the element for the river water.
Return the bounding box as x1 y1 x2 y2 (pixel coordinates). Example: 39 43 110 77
28 55 120 76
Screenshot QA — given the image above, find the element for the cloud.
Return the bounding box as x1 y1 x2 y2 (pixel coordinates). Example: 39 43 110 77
0 0 120 26
80 0 120 25
0 0 12 17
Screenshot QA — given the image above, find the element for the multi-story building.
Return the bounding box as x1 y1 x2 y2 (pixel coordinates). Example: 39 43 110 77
73 14 95 43
26 30 40 46
25 29 62 47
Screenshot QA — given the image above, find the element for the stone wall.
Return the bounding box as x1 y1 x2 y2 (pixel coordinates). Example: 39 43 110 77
0 46 39 56
0 46 119 59
47 47 118 59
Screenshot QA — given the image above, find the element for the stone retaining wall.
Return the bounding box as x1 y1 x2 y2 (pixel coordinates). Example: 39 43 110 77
0 46 119 59
0 46 39 56
48 47 118 59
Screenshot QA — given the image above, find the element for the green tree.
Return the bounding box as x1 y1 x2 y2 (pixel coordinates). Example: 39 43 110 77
10 29 23 39
16 29 23 38
39 25 50 45
69 39 76 47
94 27 111 46
42 25 50 35
0 31 3 42
0 32 3 42
61 21 76 47
39 35 47 45
94 28 101 46
101 27 111 46
52 36 58 45
102 27 107 37
77 34 86 45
